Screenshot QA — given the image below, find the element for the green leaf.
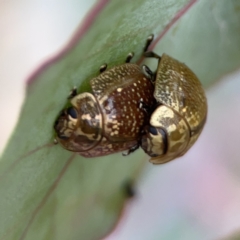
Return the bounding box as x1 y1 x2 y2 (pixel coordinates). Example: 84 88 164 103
1 0 240 239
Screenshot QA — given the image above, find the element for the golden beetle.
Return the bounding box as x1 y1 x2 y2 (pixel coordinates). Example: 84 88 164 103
140 43 207 164
54 35 207 164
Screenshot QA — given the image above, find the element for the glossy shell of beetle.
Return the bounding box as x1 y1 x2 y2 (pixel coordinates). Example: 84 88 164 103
54 63 155 157
141 53 207 164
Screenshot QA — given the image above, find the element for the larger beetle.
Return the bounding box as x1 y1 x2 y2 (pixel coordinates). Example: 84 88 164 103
54 47 156 157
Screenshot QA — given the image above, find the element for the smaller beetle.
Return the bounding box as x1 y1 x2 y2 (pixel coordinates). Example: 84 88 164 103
140 38 207 164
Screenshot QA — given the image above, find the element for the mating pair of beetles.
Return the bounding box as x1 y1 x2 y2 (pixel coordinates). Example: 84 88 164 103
54 34 207 164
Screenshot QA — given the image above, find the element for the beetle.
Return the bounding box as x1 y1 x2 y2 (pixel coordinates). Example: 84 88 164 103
54 43 156 157
54 34 207 164
140 38 207 164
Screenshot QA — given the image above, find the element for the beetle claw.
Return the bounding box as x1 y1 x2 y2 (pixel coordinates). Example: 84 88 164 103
122 144 140 156
125 52 134 63
100 64 107 73
139 98 151 113
68 87 77 99
142 65 154 82
143 34 154 52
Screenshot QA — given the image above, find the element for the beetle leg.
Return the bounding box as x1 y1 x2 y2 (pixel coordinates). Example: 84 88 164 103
144 51 161 60
143 34 154 52
139 98 152 114
139 98 147 111
67 86 77 99
142 65 155 82
122 144 140 156
125 52 134 63
143 52 162 76
53 138 58 144
100 64 107 73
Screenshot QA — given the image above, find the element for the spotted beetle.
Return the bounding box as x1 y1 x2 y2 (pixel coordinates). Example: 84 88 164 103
54 42 156 157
